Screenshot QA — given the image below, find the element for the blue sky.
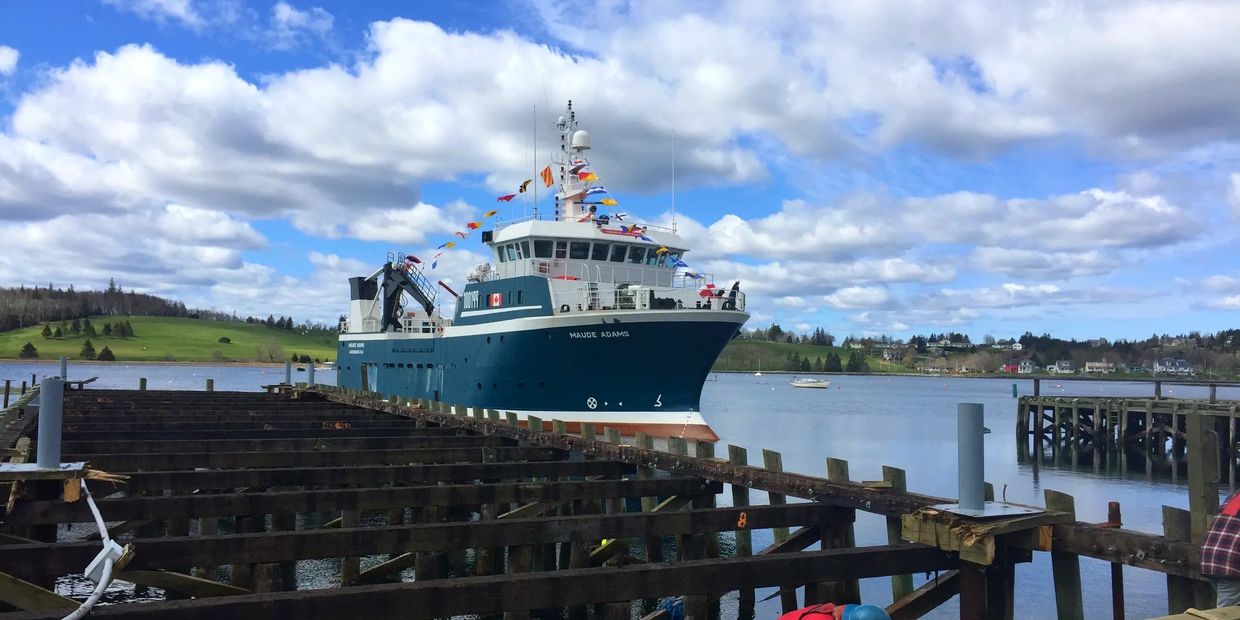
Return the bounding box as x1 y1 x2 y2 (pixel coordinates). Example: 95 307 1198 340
1 0 1238 340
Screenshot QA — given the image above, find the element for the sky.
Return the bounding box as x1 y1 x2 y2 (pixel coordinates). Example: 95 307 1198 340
1 0 1238 341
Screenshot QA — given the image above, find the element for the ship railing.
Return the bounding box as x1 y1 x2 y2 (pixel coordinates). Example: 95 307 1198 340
490 258 676 288
491 214 539 231
562 283 745 313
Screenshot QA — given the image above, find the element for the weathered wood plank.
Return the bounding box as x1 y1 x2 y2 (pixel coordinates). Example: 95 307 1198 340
3 503 832 576
3 546 955 620
885 569 959 620
113 460 633 493
72 446 563 471
10 478 719 525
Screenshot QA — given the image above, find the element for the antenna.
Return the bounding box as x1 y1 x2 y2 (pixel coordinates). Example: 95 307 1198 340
533 103 538 219
671 128 677 233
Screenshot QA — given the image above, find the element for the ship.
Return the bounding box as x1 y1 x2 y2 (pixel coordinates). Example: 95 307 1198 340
335 101 749 440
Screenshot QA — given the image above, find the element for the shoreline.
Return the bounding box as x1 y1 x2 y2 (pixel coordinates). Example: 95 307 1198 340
713 369 1239 385
0 359 291 368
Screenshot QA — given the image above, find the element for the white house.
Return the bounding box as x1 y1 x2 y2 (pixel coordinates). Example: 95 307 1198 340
1084 361 1115 374
1153 358 1194 376
1018 360 1035 374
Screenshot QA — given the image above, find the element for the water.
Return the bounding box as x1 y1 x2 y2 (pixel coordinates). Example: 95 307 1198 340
703 373 1240 619
5 361 1231 618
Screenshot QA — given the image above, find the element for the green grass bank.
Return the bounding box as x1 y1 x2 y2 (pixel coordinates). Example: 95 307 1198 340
1 316 336 363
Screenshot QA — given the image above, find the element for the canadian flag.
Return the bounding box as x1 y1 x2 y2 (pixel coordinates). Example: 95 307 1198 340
489 292 503 307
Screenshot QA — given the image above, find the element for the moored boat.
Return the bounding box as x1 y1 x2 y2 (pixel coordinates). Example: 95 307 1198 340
334 101 749 440
790 377 830 389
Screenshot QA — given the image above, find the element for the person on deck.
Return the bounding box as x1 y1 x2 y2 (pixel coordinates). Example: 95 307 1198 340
1202 489 1240 606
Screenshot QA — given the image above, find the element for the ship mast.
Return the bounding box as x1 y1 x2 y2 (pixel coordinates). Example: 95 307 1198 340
554 100 592 222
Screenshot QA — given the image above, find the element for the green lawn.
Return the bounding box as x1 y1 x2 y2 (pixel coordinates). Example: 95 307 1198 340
714 339 906 373
1 316 337 363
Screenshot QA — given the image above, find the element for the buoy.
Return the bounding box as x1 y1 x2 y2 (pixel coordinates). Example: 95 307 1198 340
777 603 891 620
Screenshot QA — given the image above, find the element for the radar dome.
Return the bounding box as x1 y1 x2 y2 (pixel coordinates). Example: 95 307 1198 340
571 130 591 150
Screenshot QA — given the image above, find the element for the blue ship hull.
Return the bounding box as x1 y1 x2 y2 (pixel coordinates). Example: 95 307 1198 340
337 310 744 439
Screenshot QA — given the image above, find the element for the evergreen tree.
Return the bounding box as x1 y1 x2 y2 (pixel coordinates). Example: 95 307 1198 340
97 346 116 362
41 324 52 339
123 320 135 337
80 339 96 360
70 318 81 336
814 356 824 372
103 323 113 337
83 318 96 337
18 342 38 359
800 357 811 372
52 327 63 338
825 352 843 372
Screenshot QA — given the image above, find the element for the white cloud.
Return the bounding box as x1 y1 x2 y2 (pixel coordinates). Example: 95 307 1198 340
269 2 333 50
343 201 474 244
973 248 1127 280
1228 173 1240 217
0 46 18 76
104 0 205 29
822 286 891 309
1206 295 1240 311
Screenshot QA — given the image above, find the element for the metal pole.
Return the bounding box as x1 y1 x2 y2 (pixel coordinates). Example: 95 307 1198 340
206 378 214 392
284 361 292 385
36 377 64 469
2 379 9 408
307 363 316 386
59 356 68 380
958 402 985 512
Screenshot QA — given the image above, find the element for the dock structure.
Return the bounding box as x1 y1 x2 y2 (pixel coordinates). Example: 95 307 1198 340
1016 379 1240 484
0 384 1223 619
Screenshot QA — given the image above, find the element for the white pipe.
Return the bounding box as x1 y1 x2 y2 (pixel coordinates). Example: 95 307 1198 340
61 558 113 620
60 480 116 620
80 479 110 545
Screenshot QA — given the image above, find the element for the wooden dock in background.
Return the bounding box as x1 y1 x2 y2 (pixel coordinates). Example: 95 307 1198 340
0 381 1224 618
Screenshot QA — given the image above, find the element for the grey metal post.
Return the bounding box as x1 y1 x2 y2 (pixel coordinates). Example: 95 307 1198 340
307 363 316 386
37 377 64 469
958 402 985 512
284 361 292 385
59 356 68 380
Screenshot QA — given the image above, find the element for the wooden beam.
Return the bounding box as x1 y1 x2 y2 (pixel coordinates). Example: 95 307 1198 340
4 503 831 576
70 446 563 471
113 460 635 493
0 570 76 611
116 571 250 598
885 570 959 620
3 546 956 620
62 435 505 454
9 478 720 525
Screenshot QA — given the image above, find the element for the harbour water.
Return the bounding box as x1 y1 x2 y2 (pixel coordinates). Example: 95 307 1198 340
5 361 1234 618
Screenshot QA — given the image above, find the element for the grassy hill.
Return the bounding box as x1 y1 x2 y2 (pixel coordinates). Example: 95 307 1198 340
714 339 906 373
0 316 336 363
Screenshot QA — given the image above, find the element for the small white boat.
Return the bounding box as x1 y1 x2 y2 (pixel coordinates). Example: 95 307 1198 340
316 361 336 371
790 377 830 389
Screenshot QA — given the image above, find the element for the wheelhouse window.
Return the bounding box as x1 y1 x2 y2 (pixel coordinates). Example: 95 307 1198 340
554 241 567 259
520 240 531 259
569 241 590 260
645 248 659 266
609 244 627 262
533 240 553 258
627 246 646 264
505 244 517 262
591 242 610 261
496 245 507 263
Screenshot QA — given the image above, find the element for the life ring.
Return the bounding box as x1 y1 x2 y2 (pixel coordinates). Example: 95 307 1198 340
552 275 579 280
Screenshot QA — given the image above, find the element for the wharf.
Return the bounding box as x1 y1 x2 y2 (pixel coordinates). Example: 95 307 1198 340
0 383 1223 619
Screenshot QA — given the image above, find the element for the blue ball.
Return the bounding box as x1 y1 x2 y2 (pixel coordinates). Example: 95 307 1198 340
841 604 892 620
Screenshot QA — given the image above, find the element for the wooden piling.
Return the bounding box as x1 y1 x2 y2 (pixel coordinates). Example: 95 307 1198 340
1163 506 1196 614
822 458 860 604
1045 490 1084 620
763 448 797 613
882 465 914 601
728 444 753 607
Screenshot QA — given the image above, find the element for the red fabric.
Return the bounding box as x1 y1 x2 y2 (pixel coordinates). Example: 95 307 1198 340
778 604 841 620
1204 491 1240 577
